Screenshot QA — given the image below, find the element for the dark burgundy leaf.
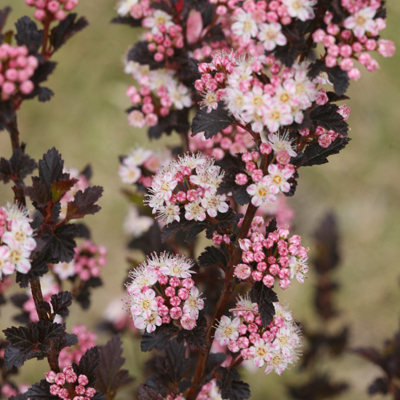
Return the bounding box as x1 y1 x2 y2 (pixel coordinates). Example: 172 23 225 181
37 87 54 102
327 66 350 96
138 385 164 400
216 367 250 400
176 316 207 350
310 104 348 136
51 13 89 51
198 246 227 268
188 58 201 80
301 137 351 167
26 380 58 399
50 178 78 201
15 16 43 54
50 291 73 317
127 41 164 70
38 148 66 190
128 221 169 255
368 377 389 395
284 170 299 197
249 282 278 327
80 164 92 180
95 335 134 396
77 347 101 386
141 323 179 352
0 148 37 184
66 186 103 220
44 223 78 262
110 16 142 27
25 177 49 208
265 218 277 234
0 7 11 33
165 339 191 384
191 102 234 139
307 59 326 80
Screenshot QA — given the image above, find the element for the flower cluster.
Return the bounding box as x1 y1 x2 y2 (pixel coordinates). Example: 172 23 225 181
23 275 60 322
59 325 97 369
52 240 107 281
25 0 79 22
0 204 36 279
146 153 229 224
189 125 254 161
125 62 192 129
234 218 308 290
0 44 38 100
142 10 184 62
45 366 97 399
312 1 395 80
116 0 152 19
195 52 327 134
233 142 296 207
215 299 301 375
119 146 172 187
196 379 225 400
126 253 204 332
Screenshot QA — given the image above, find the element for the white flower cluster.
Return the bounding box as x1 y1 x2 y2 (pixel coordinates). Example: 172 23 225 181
126 252 204 332
215 299 301 375
0 203 36 279
146 153 229 224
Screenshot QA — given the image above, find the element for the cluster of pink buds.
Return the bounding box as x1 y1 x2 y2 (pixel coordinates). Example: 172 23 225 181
116 0 152 19
0 203 36 279
72 241 107 281
195 51 327 134
312 2 395 81
146 153 229 224
215 298 301 375
196 379 224 400
45 366 97 399
234 217 308 290
59 325 97 369
189 125 254 161
234 141 296 207
52 240 107 281
124 62 191 129
126 252 204 332
25 0 79 22
0 44 38 100
142 10 184 62
119 147 172 187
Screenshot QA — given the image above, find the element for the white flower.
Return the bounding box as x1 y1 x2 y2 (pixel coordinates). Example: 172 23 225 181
130 288 158 318
263 100 293 133
127 265 158 295
247 176 278 207
215 316 240 346
128 110 146 128
157 203 181 224
281 0 317 22
168 83 192 109
183 287 204 317
343 7 376 38
117 0 138 16
289 256 308 283
231 10 258 43
142 10 174 35
268 132 297 157
200 193 229 218
258 22 287 51
184 201 206 221
167 256 194 278
0 246 14 279
267 164 293 193
134 310 162 332
124 207 154 237
118 163 141 184
53 261 75 280
250 338 270 367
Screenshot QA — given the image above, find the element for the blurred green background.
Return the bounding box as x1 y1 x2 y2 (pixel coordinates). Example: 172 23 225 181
1 1 400 399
